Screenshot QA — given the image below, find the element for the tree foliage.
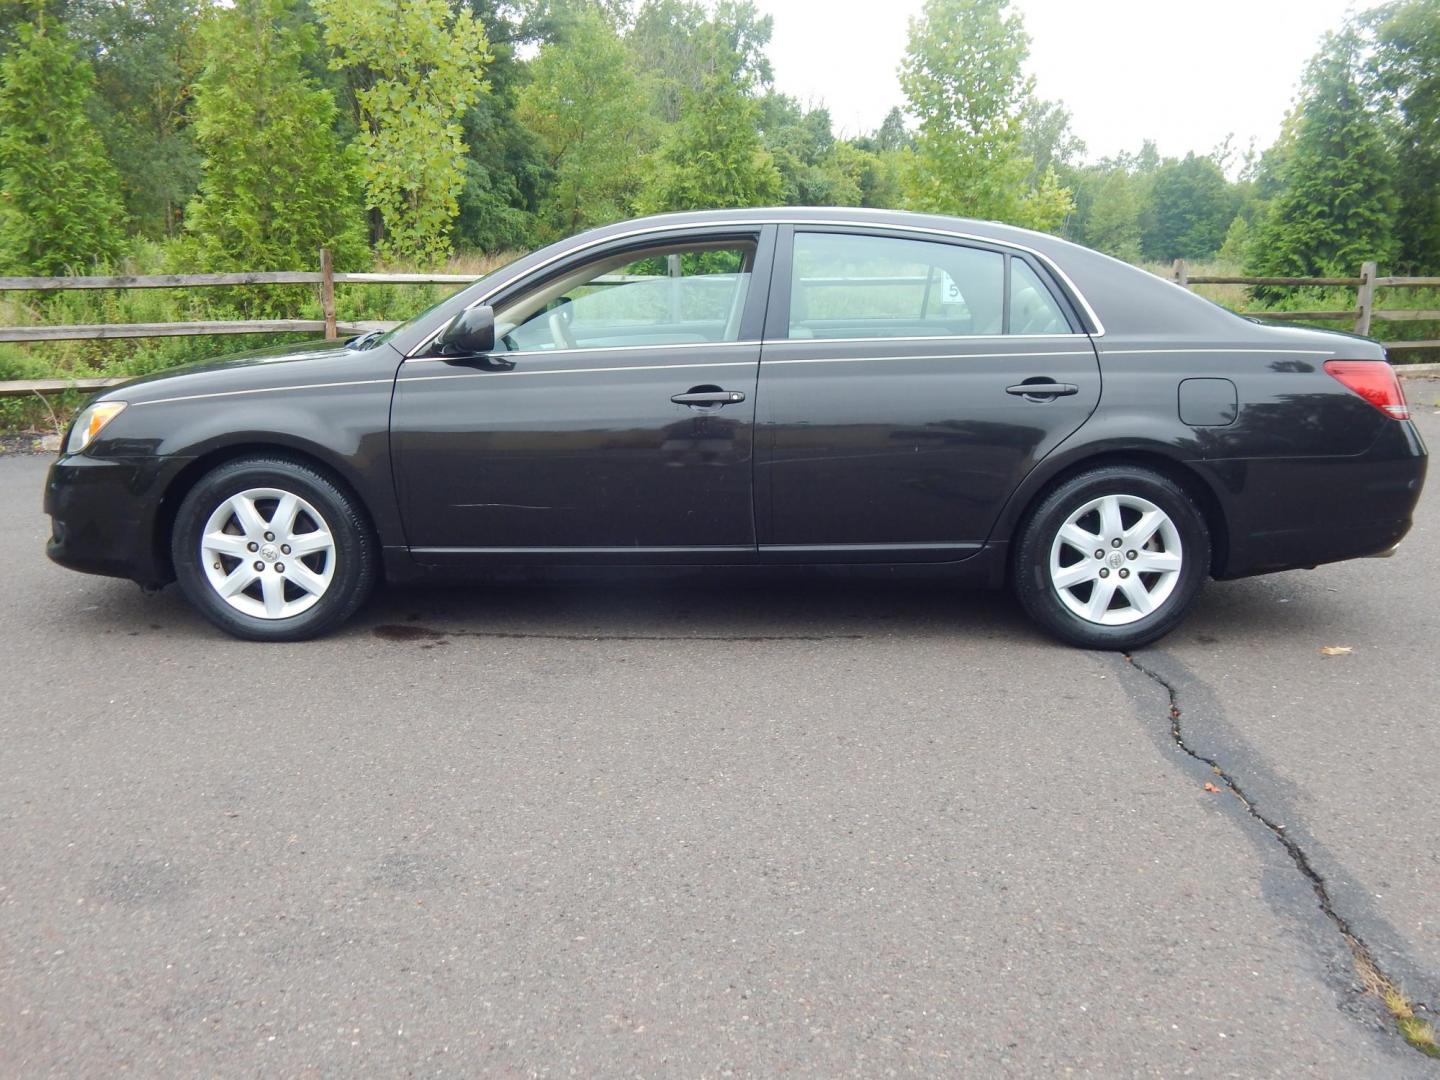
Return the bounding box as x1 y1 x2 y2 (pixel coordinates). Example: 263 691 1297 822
0 12 126 274
1143 153 1237 261
518 6 655 236
1245 29 1399 286
315 0 491 265
898 0 1072 231
1368 0 1440 272
0 0 1433 292
182 0 367 275
70 0 206 238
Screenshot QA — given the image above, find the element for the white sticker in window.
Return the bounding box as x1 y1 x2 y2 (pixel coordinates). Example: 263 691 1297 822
939 270 963 305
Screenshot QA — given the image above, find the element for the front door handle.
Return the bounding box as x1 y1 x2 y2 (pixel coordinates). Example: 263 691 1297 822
1006 381 1079 399
671 389 746 406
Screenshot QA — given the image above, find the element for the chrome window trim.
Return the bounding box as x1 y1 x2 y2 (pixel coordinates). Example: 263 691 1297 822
400 360 759 385
398 350 1093 384
763 332 1089 346
405 340 763 362
404 218 1107 359
762 350 1094 367
1100 347 1336 356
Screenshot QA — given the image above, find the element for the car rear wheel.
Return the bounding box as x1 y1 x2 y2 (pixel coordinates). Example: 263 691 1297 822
1012 465 1210 650
171 457 376 641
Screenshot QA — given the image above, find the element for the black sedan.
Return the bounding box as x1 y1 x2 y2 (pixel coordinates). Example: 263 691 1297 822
45 208 1427 647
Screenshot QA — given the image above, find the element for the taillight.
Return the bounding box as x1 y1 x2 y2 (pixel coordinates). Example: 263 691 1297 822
1323 360 1410 420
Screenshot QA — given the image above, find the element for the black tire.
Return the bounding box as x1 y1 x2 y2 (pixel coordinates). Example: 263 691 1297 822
170 456 377 642
1012 465 1210 650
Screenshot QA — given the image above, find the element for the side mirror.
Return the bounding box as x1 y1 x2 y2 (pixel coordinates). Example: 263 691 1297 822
437 305 495 356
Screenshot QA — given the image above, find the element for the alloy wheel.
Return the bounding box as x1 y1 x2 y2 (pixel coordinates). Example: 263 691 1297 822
1048 493 1183 626
199 487 336 619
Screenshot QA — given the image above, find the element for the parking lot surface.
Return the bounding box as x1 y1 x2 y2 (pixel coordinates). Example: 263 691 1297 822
3 385 1437 1076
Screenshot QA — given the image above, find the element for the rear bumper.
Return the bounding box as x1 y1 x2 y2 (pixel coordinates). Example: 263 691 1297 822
44 453 178 587
1202 419 1427 578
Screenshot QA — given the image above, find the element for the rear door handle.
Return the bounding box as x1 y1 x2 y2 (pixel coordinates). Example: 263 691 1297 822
671 390 746 406
1006 381 1078 399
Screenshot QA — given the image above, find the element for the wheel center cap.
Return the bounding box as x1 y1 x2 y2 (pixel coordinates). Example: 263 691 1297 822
261 544 279 561
1108 551 1124 569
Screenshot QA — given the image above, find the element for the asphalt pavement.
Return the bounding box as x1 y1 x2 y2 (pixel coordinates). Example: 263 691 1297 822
2 386 1438 1077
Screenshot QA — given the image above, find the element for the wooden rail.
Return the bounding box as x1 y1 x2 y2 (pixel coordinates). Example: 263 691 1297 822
0 249 468 346
1171 258 1439 351
0 318 396 344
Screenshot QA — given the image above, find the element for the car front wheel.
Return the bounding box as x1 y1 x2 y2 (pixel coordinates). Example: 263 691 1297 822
1012 465 1210 650
171 456 376 641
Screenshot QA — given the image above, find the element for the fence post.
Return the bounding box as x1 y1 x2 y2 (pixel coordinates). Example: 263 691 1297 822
319 247 337 340
1355 260 1376 337
1172 258 1188 289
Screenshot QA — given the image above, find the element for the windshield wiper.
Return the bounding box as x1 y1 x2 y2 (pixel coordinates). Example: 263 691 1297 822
346 329 384 350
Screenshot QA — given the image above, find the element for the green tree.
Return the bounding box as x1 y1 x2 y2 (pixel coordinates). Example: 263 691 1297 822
69 0 208 238
1245 29 1398 287
759 96 862 206
1218 214 1251 265
898 0 1073 231
629 0 773 123
316 0 491 265
518 6 655 235
638 7 780 212
1369 0 1440 272
1142 152 1236 261
451 1 545 252
182 0 366 275
1081 168 1145 261
0 12 126 273
1019 97 1084 187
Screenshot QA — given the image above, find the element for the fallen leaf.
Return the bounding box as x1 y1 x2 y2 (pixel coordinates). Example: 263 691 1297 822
1319 646 1353 656
1204 782 1220 793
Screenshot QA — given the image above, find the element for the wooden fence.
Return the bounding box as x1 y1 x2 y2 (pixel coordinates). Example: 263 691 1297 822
0 248 475 398
2 250 1437 400
1170 258 1440 351
0 247 470 347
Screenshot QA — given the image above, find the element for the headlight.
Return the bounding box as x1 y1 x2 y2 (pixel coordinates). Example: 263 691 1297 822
65 401 127 455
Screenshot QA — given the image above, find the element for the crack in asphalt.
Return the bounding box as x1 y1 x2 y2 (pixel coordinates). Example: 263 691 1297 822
373 623 864 644
1124 652 1439 1060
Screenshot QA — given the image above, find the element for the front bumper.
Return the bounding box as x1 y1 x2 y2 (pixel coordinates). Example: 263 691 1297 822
45 453 179 587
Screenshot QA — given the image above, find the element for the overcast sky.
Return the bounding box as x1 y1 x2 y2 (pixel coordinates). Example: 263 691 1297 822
757 0 1361 164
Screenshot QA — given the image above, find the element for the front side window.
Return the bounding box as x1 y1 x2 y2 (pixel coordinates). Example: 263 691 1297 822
787 232 1073 340
495 241 756 352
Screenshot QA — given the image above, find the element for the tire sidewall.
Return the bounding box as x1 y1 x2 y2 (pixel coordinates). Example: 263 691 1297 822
171 458 374 641
1014 466 1210 650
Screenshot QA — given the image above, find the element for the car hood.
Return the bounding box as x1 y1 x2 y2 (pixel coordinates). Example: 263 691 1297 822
95 337 402 407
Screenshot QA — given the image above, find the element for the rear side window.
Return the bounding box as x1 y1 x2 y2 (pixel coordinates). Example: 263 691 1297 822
787 232 1072 340
1009 258 1072 334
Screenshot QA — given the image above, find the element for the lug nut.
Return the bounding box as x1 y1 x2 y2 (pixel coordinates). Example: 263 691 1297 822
275 563 285 573
280 544 291 555
1119 568 1130 579
1126 550 1137 560
253 560 264 572
1099 568 1110 578
247 541 259 552
1111 538 1123 548
264 531 275 542
1094 549 1104 559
